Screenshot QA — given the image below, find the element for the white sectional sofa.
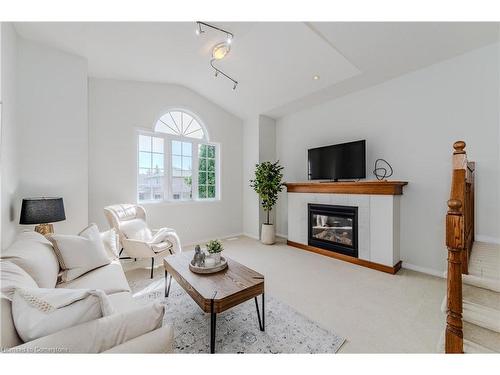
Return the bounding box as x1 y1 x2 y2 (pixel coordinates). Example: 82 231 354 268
1 231 173 353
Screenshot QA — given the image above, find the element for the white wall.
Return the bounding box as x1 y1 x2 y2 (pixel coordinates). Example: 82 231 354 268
258 115 276 162
276 44 500 274
88 78 243 245
242 117 260 239
243 114 278 238
16 38 89 235
0 23 19 248
258 115 277 227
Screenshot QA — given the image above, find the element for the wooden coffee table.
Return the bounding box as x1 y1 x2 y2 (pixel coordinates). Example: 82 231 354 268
163 252 265 353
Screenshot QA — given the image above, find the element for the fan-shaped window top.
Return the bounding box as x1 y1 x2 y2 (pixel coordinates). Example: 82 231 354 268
154 111 206 140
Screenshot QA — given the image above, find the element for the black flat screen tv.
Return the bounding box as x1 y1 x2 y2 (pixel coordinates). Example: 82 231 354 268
308 140 366 181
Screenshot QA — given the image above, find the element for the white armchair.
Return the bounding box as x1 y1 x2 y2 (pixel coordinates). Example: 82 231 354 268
104 204 180 278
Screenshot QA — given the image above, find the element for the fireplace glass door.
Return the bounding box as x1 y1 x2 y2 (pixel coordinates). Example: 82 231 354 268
308 204 358 257
311 214 353 246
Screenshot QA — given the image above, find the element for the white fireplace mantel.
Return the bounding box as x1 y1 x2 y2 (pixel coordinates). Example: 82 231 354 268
285 181 407 274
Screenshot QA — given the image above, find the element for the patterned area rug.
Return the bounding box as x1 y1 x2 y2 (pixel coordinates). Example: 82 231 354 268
126 268 345 353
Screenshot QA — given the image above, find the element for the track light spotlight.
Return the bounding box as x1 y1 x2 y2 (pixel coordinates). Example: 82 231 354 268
195 22 203 36
215 71 219 77
233 83 237 90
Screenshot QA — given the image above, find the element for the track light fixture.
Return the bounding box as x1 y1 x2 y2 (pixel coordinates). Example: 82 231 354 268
195 21 239 91
210 59 238 90
212 42 230 60
195 22 233 41
195 22 204 36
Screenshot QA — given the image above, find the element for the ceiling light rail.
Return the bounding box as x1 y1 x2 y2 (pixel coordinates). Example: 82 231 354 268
195 21 234 44
210 59 238 90
195 21 238 91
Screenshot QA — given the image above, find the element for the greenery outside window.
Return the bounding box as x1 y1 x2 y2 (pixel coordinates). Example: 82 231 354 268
198 144 217 199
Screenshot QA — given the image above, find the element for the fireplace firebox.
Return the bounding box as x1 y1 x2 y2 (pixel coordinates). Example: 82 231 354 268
308 204 358 258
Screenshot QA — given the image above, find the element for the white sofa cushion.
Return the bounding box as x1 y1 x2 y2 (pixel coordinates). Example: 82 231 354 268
103 324 173 353
1 232 60 288
0 262 37 349
9 302 165 353
48 224 111 282
12 287 114 342
0 261 38 299
0 261 38 349
57 260 130 294
107 291 141 312
1 297 22 349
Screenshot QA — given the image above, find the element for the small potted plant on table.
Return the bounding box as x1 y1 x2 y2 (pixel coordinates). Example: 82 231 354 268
250 160 285 245
206 239 224 264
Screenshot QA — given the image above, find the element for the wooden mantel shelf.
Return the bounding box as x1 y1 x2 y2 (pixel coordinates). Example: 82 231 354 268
285 180 408 195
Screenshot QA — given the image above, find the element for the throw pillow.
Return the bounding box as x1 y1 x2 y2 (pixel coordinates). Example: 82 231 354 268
9 302 164 353
11 287 114 343
100 229 119 260
47 224 111 282
119 218 152 241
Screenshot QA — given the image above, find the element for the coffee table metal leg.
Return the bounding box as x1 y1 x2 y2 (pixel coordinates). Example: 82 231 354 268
210 299 217 353
262 293 265 330
254 293 265 331
164 270 172 298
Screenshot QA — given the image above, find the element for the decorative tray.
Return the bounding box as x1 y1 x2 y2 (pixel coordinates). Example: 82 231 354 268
189 257 228 274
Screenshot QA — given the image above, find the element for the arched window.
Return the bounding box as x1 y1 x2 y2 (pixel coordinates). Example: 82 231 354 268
137 110 219 202
154 111 206 140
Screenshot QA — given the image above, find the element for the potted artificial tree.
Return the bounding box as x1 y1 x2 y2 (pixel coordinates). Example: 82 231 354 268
250 161 285 245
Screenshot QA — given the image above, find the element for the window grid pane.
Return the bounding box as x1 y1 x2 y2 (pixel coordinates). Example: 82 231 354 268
172 140 192 200
198 144 216 199
138 135 164 202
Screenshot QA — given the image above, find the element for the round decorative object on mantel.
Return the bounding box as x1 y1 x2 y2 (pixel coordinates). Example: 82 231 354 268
189 257 228 274
373 159 394 181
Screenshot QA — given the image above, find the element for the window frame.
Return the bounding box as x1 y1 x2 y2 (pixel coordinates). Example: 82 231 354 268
136 115 220 204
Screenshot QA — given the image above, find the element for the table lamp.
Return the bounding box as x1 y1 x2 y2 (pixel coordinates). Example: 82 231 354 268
19 197 66 235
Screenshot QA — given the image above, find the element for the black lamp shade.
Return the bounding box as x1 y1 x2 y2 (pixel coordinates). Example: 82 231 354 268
19 198 66 225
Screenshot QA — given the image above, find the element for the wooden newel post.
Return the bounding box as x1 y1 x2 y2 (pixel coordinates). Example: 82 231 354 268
444 140 474 353
445 198 464 353
444 140 470 354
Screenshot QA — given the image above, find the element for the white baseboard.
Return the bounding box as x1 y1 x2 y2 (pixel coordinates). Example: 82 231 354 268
241 232 287 241
402 262 445 278
475 235 500 244
242 232 259 240
183 232 246 247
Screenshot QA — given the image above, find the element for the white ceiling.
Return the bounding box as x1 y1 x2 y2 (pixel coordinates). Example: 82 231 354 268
14 22 499 120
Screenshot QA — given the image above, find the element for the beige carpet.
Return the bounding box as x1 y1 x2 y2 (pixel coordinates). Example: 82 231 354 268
123 236 446 353
126 271 345 353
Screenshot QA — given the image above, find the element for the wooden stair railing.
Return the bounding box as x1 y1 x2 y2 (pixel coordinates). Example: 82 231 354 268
445 141 475 353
